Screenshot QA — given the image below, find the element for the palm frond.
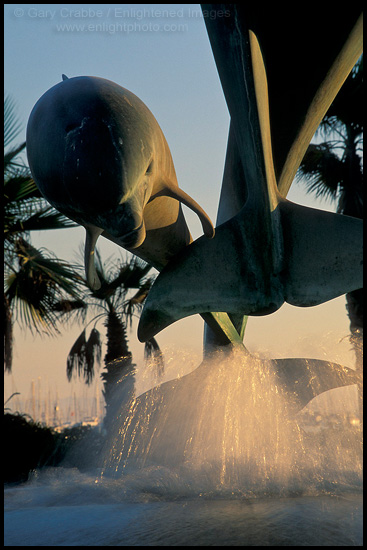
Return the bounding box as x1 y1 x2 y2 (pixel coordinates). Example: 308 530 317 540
106 255 152 291
84 328 102 385
4 95 23 148
4 97 76 241
296 143 342 201
4 142 27 170
11 291 61 337
297 55 363 209
4 173 40 203
5 238 84 337
123 281 153 327
52 298 86 313
15 238 83 290
67 330 87 381
51 298 88 326
6 208 77 237
123 256 153 288
3 95 84 373
320 55 363 132
87 253 154 312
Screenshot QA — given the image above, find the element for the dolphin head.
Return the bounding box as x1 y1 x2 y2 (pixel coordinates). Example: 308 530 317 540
26 76 158 287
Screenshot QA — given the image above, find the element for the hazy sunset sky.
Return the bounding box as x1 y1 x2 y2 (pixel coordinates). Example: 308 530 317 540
4 4 355 411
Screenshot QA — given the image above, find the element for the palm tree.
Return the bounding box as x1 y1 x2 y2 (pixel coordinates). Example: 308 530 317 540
296 56 363 413
66 249 163 427
4 95 85 372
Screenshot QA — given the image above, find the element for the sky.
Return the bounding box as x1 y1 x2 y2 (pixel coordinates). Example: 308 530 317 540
4 4 357 417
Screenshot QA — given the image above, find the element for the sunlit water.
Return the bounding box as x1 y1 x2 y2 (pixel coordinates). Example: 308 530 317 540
4 349 363 546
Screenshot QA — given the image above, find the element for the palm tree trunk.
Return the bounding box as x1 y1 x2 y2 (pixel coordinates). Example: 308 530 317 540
101 308 136 429
346 289 363 422
4 294 13 372
343 128 363 422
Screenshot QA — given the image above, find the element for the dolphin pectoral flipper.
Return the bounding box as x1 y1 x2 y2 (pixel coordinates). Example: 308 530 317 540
84 225 103 290
156 184 215 238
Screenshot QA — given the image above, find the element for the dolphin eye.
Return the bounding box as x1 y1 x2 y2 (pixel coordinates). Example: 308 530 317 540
145 160 153 175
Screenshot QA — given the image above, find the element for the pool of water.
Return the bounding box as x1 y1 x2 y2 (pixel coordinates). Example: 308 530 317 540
4 468 363 546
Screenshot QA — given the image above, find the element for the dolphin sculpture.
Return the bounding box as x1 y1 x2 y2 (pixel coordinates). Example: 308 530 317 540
137 5 363 342
26 75 215 290
26 5 363 413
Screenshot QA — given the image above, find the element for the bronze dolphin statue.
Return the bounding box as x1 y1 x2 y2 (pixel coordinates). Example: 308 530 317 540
137 6 363 342
26 75 214 289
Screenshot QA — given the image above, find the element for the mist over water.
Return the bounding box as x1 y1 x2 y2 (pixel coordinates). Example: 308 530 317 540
5 345 362 546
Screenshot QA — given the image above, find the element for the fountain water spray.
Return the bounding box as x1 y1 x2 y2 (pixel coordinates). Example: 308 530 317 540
100 347 362 499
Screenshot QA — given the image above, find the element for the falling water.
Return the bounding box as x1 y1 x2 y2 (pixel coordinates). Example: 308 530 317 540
102 348 362 500
4 346 362 546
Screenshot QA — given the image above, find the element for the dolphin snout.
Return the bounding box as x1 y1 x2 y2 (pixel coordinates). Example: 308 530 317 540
117 220 146 248
85 200 145 250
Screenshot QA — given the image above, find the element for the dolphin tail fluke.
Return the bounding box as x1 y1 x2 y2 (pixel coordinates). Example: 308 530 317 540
84 225 103 290
271 357 361 414
280 200 363 307
138 200 363 342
